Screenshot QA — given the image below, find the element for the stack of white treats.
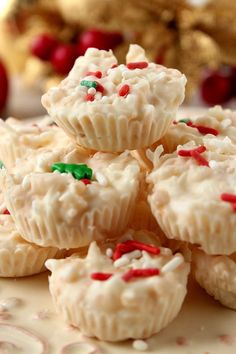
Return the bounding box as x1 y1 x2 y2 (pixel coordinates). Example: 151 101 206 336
0 45 235 346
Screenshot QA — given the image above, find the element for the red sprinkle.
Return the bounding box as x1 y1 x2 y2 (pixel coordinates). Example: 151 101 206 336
122 268 160 282
221 193 236 212
111 64 118 69
221 193 236 203
190 150 209 167
80 178 91 185
118 84 130 97
3 209 10 215
124 240 160 255
91 272 113 281
178 145 206 157
96 82 105 93
86 94 95 102
112 243 135 261
112 240 160 261
232 203 236 212
193 124 219 136
85 71 102 78
127 62 148 70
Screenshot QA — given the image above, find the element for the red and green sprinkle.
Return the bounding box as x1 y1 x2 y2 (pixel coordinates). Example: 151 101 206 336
51 163 93 183
176 119 219 136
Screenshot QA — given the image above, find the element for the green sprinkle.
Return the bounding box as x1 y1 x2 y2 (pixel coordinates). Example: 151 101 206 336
80 80 97 89
51 163 93 181
0 161 5 169
179 119 191 124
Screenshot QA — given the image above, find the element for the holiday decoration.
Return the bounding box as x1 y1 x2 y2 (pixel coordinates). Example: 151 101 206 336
0 0 236 105
0 59 8 112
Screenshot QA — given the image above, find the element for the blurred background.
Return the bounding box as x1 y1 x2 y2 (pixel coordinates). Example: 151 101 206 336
0 0 236 118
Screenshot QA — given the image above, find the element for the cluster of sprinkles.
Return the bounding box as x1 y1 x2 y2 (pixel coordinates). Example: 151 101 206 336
81 61 149 102
174 118 219 136
178 145 209 167
51 163 93 185
90 240 183 282
221 193 236 212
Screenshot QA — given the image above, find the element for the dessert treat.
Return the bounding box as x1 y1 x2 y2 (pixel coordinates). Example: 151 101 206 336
0 151 140 248
0 115 74 170
42 44 186 152
159 105 236 154
193 248 236 310
46 240 190 341
0 193 62 277
147 140 236 255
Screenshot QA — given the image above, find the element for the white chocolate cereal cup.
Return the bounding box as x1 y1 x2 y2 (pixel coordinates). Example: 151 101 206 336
147 142 236 255
0 152 140 249
0 215 63 277
42 45 186 152
193 248 236 310
46 242 189 341
0 116 73 170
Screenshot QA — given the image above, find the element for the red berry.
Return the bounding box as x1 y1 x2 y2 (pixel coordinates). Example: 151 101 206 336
30 34 58 61
50 44 77 75
201 72 232 105
0 60 8 112
155 47 166 65
77 29 123 55
230 67 236 96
